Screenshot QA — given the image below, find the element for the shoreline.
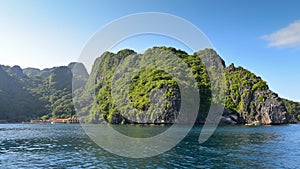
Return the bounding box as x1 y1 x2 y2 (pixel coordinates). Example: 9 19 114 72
0 121 298 126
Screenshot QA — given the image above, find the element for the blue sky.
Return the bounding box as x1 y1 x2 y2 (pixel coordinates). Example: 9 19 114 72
0 0 300 101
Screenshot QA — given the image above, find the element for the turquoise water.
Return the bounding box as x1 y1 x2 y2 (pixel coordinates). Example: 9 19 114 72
0 124 300 168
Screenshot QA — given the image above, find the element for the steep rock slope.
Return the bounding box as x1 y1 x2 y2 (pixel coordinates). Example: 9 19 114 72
224 64 289 125
82 47 298 125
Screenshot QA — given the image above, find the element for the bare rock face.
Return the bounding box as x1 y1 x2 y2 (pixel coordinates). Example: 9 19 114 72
224 64 290 125
253 91 288 124
243 90 288 125
220 109 244 125
196 48 226 70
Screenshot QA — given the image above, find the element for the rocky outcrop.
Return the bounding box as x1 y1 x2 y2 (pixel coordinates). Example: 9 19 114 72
73 47 300 125
282 99 300 124
195 50 290 125
220 109 245 125
224 64 290 125
253 90 288 124
68 62 89 90
196 48 226 70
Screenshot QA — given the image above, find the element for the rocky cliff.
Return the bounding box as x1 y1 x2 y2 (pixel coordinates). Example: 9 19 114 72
81 47 300 125
222 64 292 125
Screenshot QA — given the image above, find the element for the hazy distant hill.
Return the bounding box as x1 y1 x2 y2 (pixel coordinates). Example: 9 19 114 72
0 62 88 122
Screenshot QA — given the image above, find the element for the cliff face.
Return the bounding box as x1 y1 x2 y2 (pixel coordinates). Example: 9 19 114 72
252 90 287 124
282 99 300 123
223 64 294 125
194 49 290 125
83 47 299 125
79 48 188 124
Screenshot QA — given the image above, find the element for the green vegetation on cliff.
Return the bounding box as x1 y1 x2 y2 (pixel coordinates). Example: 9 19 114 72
224 64 268 113
78 47 212 124
282 99 300 121
1 47 299 125
80 47 298 125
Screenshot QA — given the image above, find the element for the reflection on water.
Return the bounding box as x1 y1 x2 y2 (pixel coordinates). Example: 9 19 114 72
0 124 300 168
111 124 171 138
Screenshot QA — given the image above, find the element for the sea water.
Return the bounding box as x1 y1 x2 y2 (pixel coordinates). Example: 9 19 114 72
0 124 300 168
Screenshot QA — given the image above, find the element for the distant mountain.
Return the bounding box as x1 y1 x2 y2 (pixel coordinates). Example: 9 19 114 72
68 62 89 90
0 65 47 122
0 62 88 122
23 67 56 78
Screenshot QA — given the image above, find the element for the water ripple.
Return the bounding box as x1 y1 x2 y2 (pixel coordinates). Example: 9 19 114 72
0 124 300 168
